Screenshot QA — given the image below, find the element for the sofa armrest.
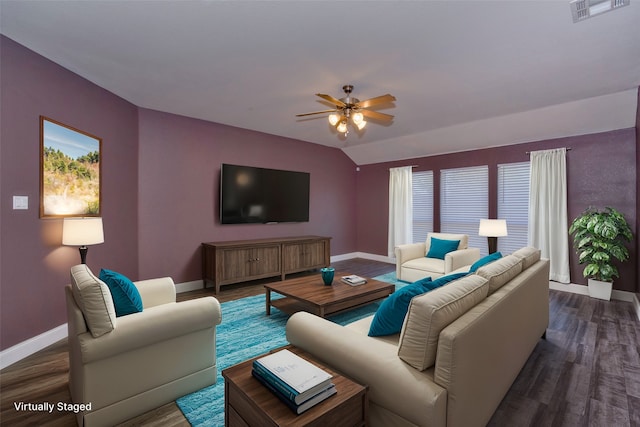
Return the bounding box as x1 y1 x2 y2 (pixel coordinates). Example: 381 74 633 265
444 247 481 273
394 242 426 277
78 297 221 363
134 277 176 308
286 312 447 427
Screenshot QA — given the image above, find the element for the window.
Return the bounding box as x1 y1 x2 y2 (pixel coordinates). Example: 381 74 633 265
497 162 530 254
412 170 433 243
440 166 488 253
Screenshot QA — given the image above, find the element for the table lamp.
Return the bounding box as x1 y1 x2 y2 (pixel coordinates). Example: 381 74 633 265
478 219 508 254
62 217 104 264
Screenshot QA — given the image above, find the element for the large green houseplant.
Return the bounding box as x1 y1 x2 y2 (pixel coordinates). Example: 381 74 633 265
568 206 633 300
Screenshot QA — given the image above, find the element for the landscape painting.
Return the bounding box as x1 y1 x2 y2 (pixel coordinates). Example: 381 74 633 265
40 116 102 218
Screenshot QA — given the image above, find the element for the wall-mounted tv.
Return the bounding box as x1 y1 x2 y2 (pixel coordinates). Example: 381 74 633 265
219 163 310 224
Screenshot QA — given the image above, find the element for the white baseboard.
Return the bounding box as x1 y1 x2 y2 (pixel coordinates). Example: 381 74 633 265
0 323 67 370
3 255 637 369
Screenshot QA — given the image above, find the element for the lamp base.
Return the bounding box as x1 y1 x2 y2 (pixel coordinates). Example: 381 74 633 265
487 237 498 254
79 246 89 264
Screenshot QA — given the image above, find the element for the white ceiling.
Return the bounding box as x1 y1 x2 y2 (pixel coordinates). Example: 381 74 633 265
1 0 639 165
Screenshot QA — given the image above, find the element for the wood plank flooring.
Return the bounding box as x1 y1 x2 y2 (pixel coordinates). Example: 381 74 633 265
1 258 639 426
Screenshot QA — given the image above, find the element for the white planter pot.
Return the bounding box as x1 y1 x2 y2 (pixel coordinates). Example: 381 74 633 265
587 278 613 301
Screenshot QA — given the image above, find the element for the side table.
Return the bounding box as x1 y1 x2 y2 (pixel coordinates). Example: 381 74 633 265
222 345 368 427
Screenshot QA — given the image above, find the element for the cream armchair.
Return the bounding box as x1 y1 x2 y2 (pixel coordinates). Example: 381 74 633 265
65 264 222 427
395 233 481 282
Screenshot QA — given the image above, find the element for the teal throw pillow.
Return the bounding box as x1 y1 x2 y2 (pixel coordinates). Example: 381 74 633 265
426 237 460 260
368 271 469 337
99 269 143 317
469 251 503 273
368 280 431 337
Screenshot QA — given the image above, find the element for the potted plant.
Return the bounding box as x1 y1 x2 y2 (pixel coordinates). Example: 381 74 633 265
568 206 633 300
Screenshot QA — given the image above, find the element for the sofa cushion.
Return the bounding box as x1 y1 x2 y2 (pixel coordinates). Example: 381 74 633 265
475 254 523 294
426 237 461 260
403 257 445 274
398 274 489 370
512 247 541 270
469 251 502 273
99 269 143 317
70 264 117 338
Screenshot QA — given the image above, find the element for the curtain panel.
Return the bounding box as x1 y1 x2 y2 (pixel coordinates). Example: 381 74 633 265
528 148 571 283
388 166 413 258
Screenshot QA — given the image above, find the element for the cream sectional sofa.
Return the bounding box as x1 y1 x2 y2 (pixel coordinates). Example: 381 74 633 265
286 247 549 427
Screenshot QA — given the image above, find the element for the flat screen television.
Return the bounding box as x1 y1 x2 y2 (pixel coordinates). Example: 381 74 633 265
219 163 310 224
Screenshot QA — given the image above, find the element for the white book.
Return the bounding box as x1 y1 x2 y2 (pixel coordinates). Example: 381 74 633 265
254 349 333 395
341 275 367 285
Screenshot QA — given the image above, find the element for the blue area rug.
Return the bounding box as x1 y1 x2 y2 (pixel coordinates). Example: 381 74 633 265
176 272 401 426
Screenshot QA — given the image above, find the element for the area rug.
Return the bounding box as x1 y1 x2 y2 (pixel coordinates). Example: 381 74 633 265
176 272 401 426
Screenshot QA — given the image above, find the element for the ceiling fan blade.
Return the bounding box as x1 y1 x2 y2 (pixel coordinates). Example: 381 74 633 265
360 109 394 121
315 93 347 107
355 94 396 109
295 109 339 117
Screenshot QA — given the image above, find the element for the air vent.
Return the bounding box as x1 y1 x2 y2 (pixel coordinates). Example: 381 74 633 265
570 0 630 22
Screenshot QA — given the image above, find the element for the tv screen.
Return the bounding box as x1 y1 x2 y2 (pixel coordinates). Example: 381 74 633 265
220 164 310 224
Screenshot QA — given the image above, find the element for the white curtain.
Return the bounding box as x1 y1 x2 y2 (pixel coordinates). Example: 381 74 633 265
388 166 413 258
528 148 570 283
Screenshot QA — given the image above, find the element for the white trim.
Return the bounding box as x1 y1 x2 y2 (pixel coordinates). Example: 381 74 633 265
175 279 205 294
331 251 395 264
0 323 67 370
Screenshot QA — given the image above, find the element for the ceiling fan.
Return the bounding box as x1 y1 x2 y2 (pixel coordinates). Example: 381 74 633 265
296 85 396 137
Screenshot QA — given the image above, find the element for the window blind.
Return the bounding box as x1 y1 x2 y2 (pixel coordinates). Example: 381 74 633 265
412 171 434 243
440 166 488 253
497 162 530 254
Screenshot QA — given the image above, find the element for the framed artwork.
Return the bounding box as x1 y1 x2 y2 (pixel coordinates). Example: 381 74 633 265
40 116 102 218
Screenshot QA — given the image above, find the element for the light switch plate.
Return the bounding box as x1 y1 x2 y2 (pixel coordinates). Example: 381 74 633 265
13 196 29 210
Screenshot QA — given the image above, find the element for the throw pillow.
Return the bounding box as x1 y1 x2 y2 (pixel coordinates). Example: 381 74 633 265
426 237 460 260
469 251 503 273
99 269 143 317
368 279 431 337
70 264 117 338
368 272 469 337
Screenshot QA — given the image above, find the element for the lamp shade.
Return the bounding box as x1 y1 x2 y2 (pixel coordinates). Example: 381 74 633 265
478 219 508 237
62 217 104 246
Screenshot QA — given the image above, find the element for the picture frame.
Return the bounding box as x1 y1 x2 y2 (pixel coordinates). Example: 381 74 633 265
40 116 102 218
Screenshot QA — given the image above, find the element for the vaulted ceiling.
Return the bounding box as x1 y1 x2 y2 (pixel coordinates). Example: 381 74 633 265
2 1 639 164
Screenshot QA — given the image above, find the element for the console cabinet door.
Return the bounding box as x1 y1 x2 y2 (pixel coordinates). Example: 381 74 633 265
250 245 281 277
220 248 253 282
282 240 328 273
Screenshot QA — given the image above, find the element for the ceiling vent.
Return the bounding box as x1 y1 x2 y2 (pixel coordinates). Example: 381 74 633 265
570 0 630 23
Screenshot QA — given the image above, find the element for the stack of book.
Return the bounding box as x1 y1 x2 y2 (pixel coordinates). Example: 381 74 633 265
252 349 336 414
341 274 367 286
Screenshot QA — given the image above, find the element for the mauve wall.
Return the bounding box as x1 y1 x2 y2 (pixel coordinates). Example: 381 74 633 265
0 36 139 350
356 129 638 293
137 109 358 283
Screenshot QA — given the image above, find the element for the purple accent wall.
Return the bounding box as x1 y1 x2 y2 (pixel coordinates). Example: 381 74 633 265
137 109 357 282
356 129 638 292
1 36 139 350
636 87 640 299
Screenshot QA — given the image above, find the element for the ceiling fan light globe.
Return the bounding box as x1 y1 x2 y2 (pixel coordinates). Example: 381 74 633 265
352 112 364 125
336 121 348 134
328 114 340 126
355 120 367 130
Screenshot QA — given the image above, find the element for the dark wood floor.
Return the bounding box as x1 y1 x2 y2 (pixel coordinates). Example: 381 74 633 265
1 258 639 426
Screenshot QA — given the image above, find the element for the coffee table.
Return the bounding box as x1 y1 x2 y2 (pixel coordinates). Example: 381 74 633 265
264 272 394 318
223 345 368 426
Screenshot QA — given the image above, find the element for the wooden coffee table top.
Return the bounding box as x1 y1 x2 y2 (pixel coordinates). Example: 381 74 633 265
264 272 394 318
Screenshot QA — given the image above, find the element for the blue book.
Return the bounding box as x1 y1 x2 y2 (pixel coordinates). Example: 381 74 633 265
253 349 333 404
252 369 336 414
